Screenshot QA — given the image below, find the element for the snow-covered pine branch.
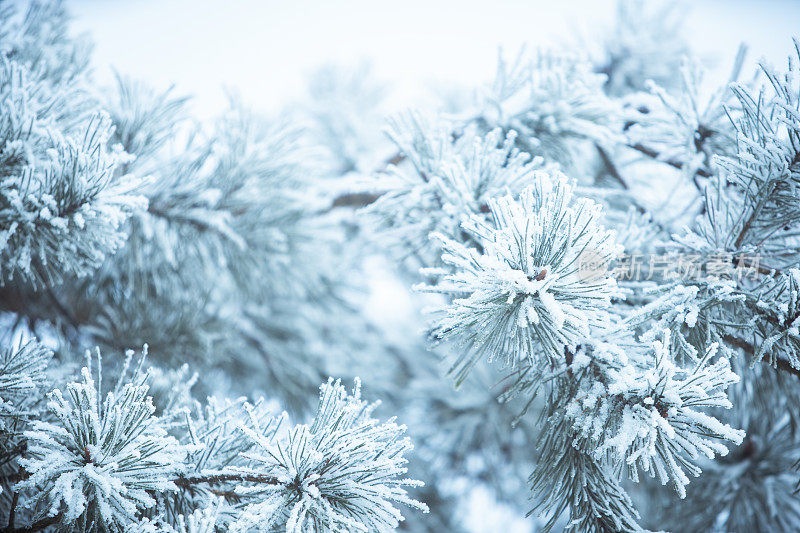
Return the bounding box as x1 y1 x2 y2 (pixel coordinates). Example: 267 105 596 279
412 158 744 528
227 378 427 532
419 170 622 383
480 50 621 171
366 113 554 266
19 348 183 530
0 58 145 288
592 0 691 97
0 339 51 418
3 0 800 531
5 344 425 532
567 332 744 498
718 40 800 252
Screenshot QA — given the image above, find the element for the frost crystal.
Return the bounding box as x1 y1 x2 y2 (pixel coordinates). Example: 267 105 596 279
0 49 146 288
20 349 183 530
567 331 744 498
229 378 428 532
422 171 622 381
368 113 552 262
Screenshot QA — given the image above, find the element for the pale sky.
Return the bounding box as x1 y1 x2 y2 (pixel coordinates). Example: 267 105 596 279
68 0 800 118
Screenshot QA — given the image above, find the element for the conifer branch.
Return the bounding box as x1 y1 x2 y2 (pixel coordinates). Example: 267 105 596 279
174 473 280 488
4 513 61 533
627 142 713 178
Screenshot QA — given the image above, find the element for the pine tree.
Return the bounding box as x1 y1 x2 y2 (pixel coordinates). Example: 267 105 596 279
1 0 799 531
362 1 800 530
0 2 424 531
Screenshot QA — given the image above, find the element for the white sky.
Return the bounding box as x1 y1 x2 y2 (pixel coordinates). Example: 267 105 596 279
68 0 800 118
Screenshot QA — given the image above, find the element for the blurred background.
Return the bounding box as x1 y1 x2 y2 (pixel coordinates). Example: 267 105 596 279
70 0 799 118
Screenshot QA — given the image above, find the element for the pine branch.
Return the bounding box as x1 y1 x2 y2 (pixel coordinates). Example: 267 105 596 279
4 513 60 533
722 334 800 380
595 143 630 189
734 205 763 249
9 469 282 489
5 491 19 531
331 192 381 208
174 473 280 488
628 142 713 178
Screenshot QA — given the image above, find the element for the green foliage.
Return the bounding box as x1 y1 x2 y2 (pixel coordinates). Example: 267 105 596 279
2 1 800 532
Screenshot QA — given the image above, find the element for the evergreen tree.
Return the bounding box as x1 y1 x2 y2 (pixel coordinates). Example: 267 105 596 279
1 0 799 531
0 2 424 531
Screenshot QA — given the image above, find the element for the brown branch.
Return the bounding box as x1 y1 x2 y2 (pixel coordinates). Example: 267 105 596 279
734 207 762 249
722 334 754 353
1 469 29 485
174 472 281 503
731 255 782 277
775 357 800 379
628 143 713 178
722 334 800 380
328 150 406 210
0 443 27 471
5 491 19 530
5 513 60 533
385 152 405 167
331 192 381 209
174 473 280 489
209 488 242 501
595 143 629 190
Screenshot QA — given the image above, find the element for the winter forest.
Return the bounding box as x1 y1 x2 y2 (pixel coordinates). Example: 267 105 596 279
1 0 800 531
